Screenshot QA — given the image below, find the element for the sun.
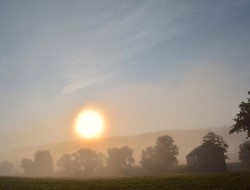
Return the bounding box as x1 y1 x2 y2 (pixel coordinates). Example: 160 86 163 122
75 109 104 139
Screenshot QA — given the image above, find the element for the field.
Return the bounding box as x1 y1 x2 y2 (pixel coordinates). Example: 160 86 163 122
0 172 250 190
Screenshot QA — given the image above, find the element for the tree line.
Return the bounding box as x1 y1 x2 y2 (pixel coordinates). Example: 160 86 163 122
0 90 250 177
0 132 249 177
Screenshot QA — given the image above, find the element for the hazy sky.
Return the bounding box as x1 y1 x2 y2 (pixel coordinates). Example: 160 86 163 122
0 0 250 150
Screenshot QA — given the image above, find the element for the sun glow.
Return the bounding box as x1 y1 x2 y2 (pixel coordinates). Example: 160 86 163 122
75 109 104 139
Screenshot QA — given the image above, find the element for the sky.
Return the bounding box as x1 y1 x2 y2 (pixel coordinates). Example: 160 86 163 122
0 0 250 151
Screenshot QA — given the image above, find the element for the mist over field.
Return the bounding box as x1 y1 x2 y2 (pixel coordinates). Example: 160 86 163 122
0 0 250 183
0 127 246 174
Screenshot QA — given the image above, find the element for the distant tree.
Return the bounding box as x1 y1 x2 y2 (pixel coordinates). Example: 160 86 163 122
57 153 78 175
21 158 33 175
140 146 155 171
57 148 105 176
230 90 250 138
77 148 105 175
21 150 53 176
0 161 14 176
239 140 250 166
140 135 179 172
202 131 229 159
106 146 135 173
33 150 53 176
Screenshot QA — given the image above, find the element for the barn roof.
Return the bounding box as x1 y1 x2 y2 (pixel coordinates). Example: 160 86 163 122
186 142 224 158
186 144 203 157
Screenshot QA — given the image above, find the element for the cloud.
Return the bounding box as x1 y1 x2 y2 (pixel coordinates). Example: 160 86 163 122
62 71 117 94
60 1 190 94
0 1 196 95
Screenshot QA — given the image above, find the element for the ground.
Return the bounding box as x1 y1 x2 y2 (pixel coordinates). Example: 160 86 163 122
0 172 250 190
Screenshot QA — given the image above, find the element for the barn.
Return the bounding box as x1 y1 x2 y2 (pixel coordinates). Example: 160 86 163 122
186 142 227 172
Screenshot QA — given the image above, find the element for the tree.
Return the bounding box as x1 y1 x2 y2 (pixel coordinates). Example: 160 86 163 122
140 135 179 172
77 148 105 175
239 140 250 165
57 148 105 176
202 131 229 159
33 150 53 176
57 153 78 175
140 146 155 171
0 161 14 176
230 90 250 138
21 150 53 176
21 158 33 175
106 146 135 173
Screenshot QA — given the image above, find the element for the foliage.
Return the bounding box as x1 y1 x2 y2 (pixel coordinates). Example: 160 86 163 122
202 131 229 159
140 146 155 171
1 173 250 190
57 148 105 176
106 146 135 173
21 158 33 175
230 91 250 138
57 153 78 175
239 140 250 165
140 135 179 172
21 150 53 176
33 151 53 175
77 148 105 173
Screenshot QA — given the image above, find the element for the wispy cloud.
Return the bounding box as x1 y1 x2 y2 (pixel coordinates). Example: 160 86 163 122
62 71 117 94
60 1 189 94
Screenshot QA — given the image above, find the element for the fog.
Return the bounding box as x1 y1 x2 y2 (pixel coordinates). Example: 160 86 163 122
0 0 250 177
0 127 247 177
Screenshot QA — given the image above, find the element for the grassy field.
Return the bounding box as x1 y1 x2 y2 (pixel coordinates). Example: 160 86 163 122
0 172 250 190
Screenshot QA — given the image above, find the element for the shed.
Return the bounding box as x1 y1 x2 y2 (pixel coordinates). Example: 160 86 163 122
186 142 227 172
